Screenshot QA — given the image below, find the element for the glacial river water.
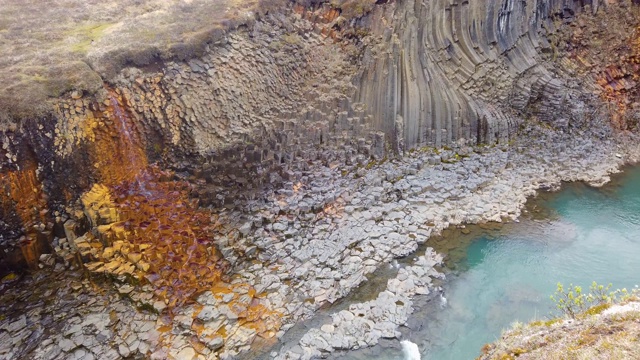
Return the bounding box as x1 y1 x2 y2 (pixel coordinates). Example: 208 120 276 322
334 166 640 360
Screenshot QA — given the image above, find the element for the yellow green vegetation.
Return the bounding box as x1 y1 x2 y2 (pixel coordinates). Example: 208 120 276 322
525 318 562 328
584 302 611 316
442 153 465 164
478 283 640 360
66 23 114 54
365 156 387 170
543 318 561 327
550 282 627 319
1 272 18 282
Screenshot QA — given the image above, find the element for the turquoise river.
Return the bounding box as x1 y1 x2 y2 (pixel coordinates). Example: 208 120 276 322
337 166 640 360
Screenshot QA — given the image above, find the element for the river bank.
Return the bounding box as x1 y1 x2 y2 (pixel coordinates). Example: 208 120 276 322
259 124 640 360
2 120 640 360
332 165 640 360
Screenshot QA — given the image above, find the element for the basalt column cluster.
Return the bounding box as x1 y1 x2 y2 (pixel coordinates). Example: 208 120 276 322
0 0 637 282
353 0 613 150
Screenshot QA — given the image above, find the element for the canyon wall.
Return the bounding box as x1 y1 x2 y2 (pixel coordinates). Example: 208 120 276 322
355 0 585 148
1 0 638 268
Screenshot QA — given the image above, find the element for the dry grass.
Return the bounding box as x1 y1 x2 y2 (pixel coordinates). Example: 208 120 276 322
0 0 284 120
478 301 640 360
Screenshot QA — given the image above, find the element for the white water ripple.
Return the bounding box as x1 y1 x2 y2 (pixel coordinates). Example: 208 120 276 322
401 340 421 360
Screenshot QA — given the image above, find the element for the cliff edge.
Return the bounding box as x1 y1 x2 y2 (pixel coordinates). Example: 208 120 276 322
0 0 282 119
479 300 640 360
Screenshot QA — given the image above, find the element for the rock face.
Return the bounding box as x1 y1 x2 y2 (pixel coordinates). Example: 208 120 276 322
3 1 638 256
355 0 584 148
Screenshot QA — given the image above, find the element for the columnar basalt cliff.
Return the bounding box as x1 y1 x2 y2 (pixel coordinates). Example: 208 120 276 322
0 0 639 358
354 0 587 148
3 0 637 256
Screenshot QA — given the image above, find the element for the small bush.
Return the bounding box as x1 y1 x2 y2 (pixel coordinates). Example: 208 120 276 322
550 282 631 319
584 303 611 316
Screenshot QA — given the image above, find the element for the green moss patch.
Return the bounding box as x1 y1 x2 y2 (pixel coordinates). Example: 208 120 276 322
67 23 114 54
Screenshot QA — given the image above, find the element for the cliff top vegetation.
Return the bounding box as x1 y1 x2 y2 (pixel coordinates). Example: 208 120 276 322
0 0 283 122
479 285 640 360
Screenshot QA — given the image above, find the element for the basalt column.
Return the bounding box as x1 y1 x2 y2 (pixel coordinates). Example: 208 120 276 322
354 0 596 150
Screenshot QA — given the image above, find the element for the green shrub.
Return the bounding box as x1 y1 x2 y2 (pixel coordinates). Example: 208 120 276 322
550 282 618 319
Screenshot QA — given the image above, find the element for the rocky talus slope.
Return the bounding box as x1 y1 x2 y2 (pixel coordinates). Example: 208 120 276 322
0 0 639 359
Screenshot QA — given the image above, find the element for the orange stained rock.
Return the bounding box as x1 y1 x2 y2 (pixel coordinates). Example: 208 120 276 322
19 235 41 270
593 26 640 129
323 8 340 22
0 162 48 229
0 161 51 267
189 336 207 353
107 167 229 308
293 4 305 15
77 86 282 342
157 325 173 333
91 89 148 187
85 165 281 336
564 8 640 129
210 283 236 295
240 302 270 323
322 202 344 217
191 318 205 334
244 309 282 340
